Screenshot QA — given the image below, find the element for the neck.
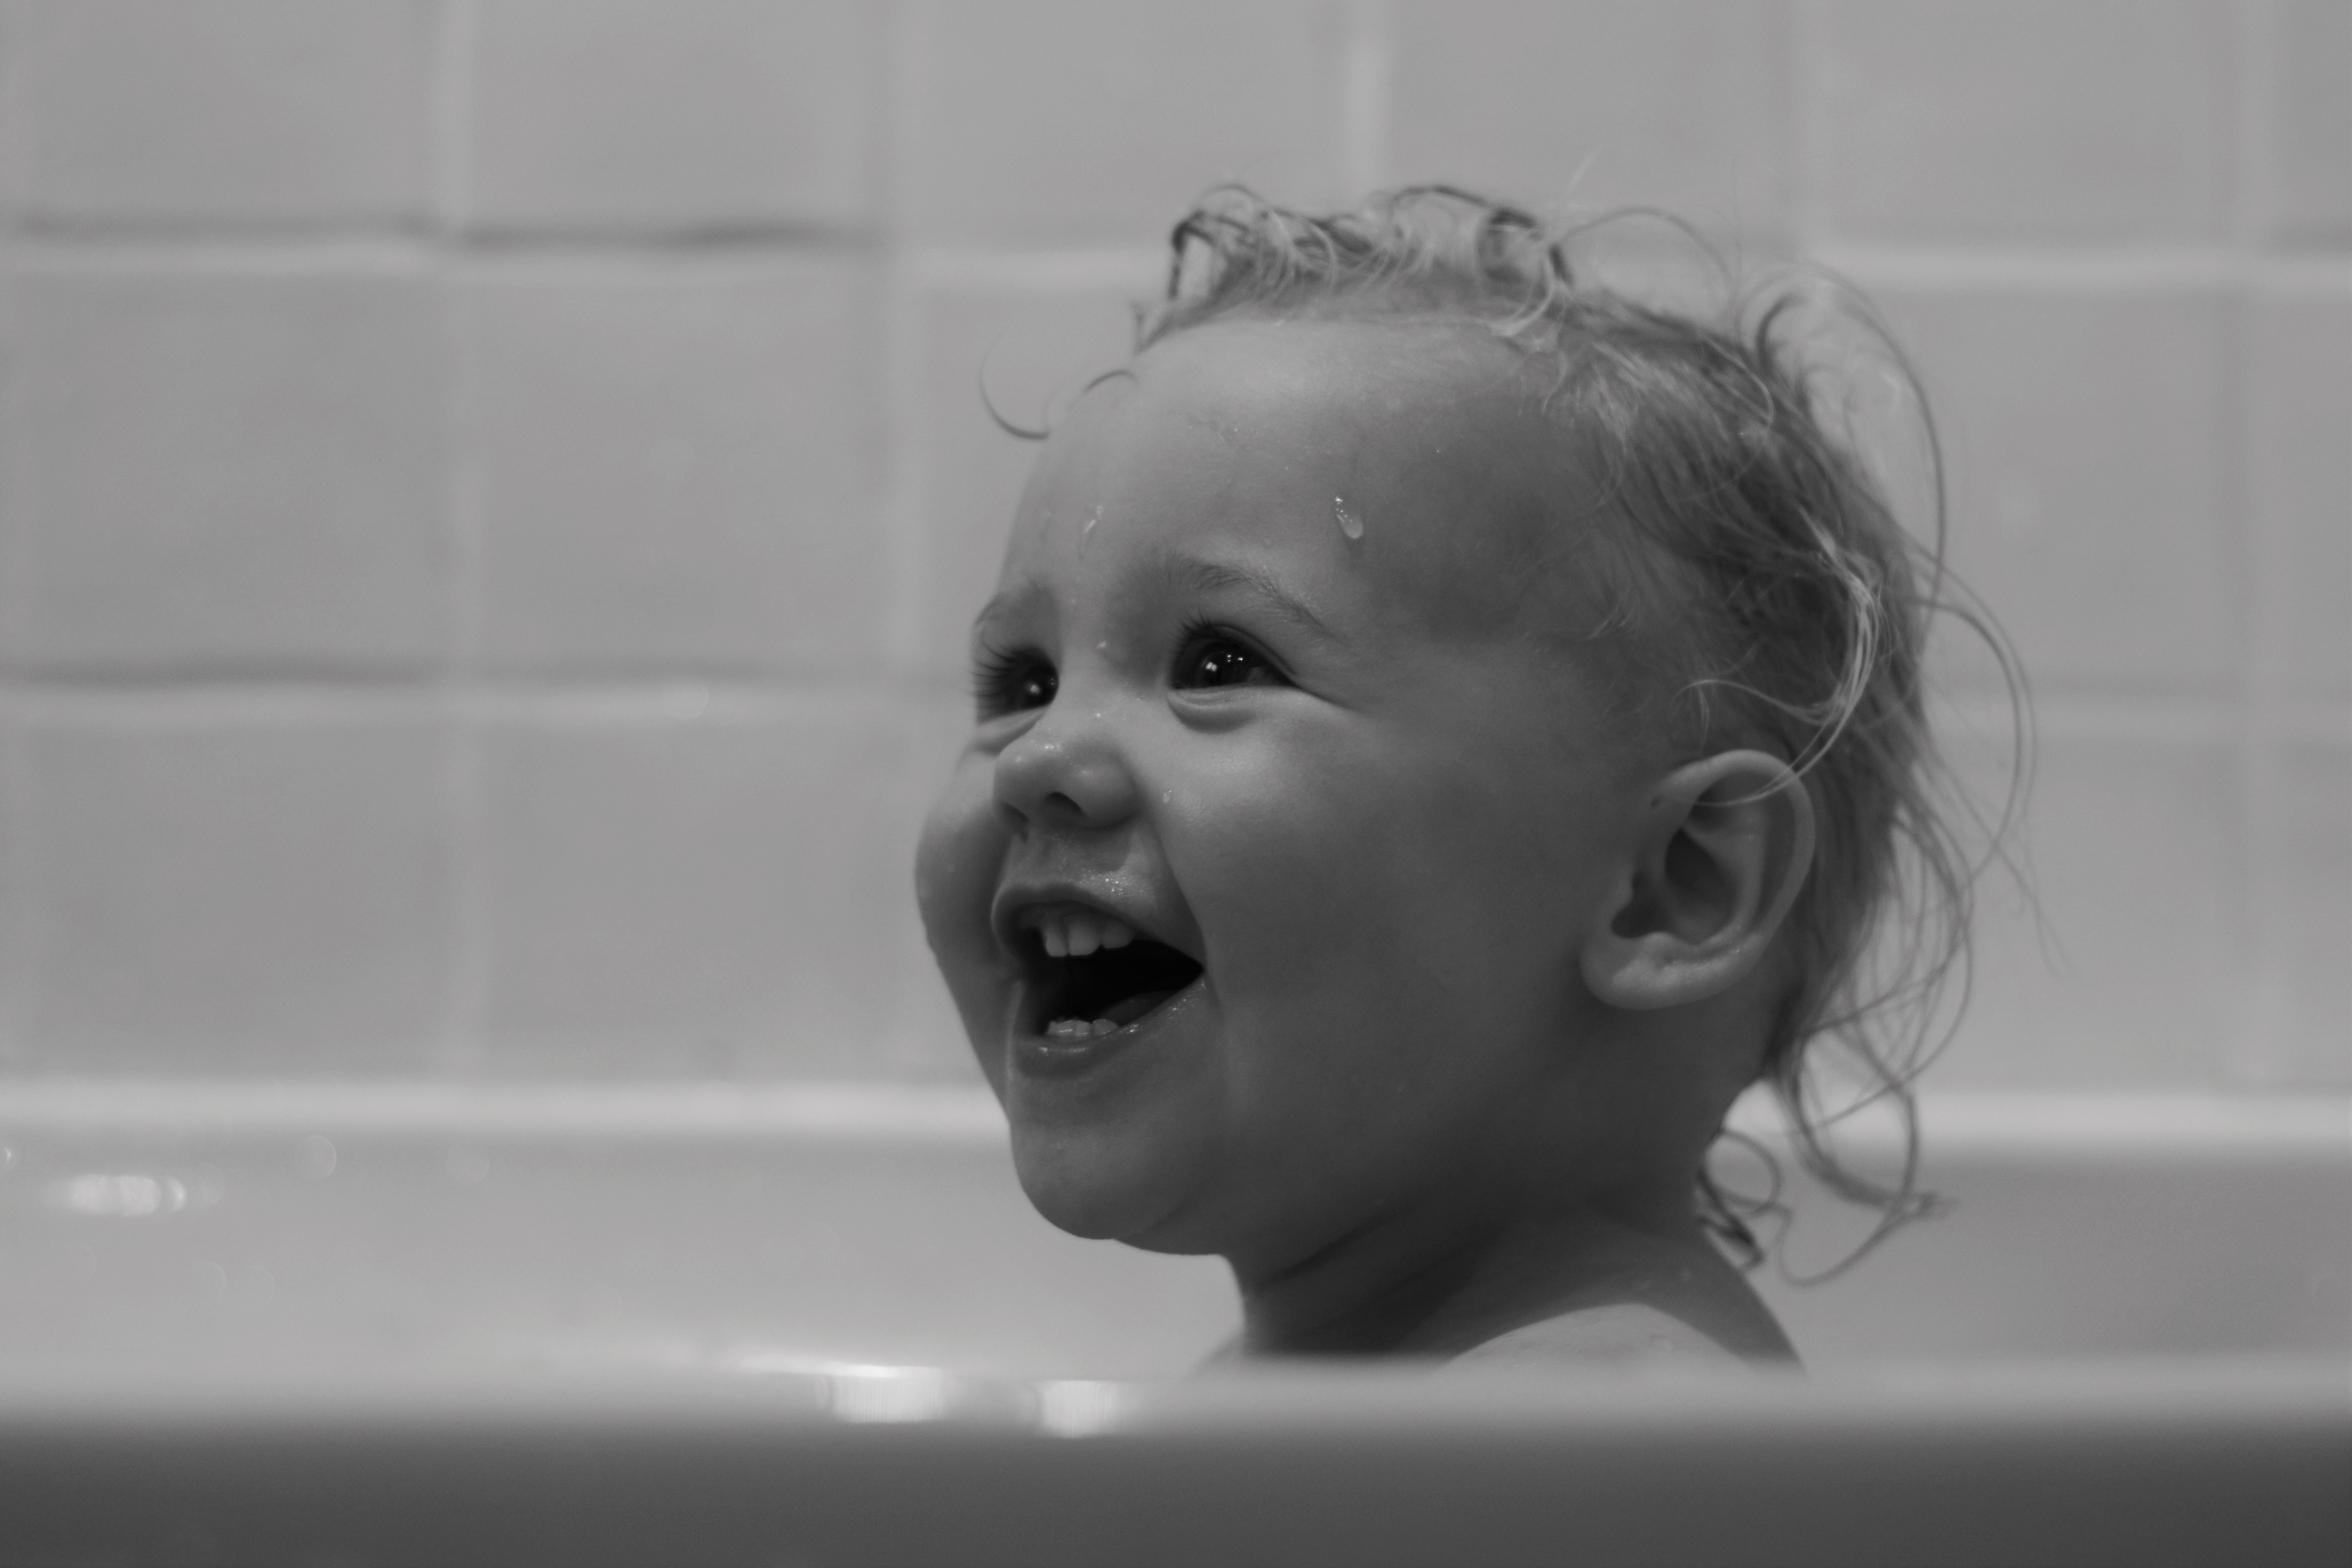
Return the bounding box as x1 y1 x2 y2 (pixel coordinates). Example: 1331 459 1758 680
1230 1183 1719 1359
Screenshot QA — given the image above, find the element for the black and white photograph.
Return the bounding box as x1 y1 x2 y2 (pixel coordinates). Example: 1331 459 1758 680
0 3 2343 1563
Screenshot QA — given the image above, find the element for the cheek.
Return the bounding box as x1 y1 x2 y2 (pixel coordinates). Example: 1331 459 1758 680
914 754 1016 1031
1169 726 1595 1070
1164 735 1458 1035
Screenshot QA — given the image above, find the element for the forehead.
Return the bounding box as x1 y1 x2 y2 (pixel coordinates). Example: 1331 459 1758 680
1000 316 1602 637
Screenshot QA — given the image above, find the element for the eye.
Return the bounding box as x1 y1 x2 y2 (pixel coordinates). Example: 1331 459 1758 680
1172 624 1284 691
973 648 1057 717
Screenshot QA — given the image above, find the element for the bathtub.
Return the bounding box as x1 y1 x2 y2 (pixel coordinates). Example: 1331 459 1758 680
0 1080 2344 1565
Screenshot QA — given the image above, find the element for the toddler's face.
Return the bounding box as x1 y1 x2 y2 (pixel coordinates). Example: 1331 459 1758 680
916 317 1643 1268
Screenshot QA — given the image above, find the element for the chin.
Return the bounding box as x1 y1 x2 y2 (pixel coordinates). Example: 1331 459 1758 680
1006 1116 1214 1254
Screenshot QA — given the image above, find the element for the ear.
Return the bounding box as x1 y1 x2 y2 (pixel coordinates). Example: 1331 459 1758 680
1581 750 1817 1011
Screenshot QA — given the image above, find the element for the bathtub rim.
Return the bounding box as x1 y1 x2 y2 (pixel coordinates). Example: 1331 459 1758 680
0 1077 2343 1157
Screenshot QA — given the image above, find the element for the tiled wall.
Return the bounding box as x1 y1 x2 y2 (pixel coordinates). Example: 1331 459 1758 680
0 1 2343 1089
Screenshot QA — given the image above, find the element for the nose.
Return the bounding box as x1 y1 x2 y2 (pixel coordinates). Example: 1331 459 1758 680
993 702 1140 833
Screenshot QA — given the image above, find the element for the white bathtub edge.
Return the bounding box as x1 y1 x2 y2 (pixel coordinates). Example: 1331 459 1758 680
0 1077 1011 1143
0 1078 2343 1157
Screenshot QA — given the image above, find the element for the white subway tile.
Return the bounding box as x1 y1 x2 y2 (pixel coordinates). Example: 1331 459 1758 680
465 258 888 675
1 266 448 674
1812 1 2231 243
2263 0 2352 243
465 0 880 233
1390 0 1790 233
1875 287 2234 695
2249 290 2352 699
3 0 434 226
474 709 923 1076
15 719 452 1070
2262 741 2350 1084
898 0 1347 243
1934 733 2242 1087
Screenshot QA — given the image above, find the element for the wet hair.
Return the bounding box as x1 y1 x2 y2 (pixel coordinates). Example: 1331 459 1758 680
1125 186 2025 1270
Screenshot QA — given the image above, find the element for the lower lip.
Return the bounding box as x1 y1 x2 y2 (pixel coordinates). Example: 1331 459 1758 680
1009 982 1198 1080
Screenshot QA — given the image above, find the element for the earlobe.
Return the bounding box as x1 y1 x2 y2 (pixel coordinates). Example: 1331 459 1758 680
1581 750 1817 1011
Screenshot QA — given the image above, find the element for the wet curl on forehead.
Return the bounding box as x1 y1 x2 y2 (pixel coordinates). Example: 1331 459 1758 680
1131 187 2024 1264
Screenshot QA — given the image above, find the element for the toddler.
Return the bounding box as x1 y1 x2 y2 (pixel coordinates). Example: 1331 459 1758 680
915 189 1995 1367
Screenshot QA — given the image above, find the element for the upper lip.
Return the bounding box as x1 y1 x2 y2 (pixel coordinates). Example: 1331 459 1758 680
989 881 1198 966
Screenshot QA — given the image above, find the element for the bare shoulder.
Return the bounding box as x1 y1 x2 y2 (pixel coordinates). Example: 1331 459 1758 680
1444 1302 1755 1370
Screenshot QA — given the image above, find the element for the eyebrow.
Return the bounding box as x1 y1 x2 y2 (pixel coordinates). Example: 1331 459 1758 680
1162 555 1340 644
967 557 1342 648
969 579 1046 645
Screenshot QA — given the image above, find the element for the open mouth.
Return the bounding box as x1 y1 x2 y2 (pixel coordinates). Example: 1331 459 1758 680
1021 922 1204 1044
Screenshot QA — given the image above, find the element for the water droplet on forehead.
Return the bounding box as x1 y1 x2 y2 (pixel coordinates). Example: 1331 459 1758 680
1332 496 1363 541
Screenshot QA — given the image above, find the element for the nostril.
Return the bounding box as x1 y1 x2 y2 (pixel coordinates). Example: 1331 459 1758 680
991 791 1085 833
992 722 1140 829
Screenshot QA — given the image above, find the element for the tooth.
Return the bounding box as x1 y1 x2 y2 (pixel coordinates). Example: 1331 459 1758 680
1100 919 1134 950
1040 918 1067 959
1065 914 1102 958
1091 1019 1115 1037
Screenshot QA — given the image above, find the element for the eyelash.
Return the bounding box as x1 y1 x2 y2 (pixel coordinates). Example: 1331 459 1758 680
971 643 1057 718
969 618 1287 718
1170 616 1286 691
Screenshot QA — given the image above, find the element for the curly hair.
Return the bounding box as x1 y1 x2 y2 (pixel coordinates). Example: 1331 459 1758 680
1116 186 2027 1270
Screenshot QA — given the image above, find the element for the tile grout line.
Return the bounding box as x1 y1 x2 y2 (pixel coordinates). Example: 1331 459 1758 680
428 0 474 241
431 0 485 1074
1338 0 1392 202
1760 0 1798 251
0 681 2340 744
2230 0 2274 257
2224 0 2292 1088
1785 0 1830 252
438 293 491 1074
0 708 34 1070
3 228 2340 288
880 252 932 678
1807 245 2351 292
878 0 930 677
0 0 31 219
0 0 33 1070
0 684 958 743
437 711 491 1076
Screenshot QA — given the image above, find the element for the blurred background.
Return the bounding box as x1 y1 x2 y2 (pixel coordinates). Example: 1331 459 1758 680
0 0 2342 1103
